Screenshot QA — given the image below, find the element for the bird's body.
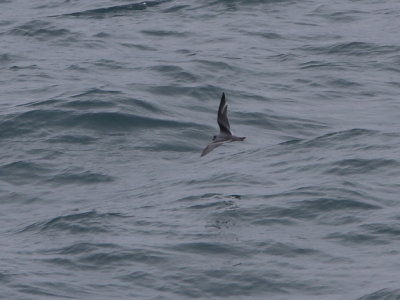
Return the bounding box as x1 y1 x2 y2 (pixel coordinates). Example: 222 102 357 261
201 93 245 157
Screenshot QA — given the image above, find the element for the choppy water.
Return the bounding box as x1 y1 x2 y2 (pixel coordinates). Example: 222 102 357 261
1 0 400 299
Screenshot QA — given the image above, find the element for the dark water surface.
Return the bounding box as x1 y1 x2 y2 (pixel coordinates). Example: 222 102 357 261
1 0 400 299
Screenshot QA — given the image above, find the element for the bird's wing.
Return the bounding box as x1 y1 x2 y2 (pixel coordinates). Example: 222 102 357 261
200 141 226 157
217 93 231 135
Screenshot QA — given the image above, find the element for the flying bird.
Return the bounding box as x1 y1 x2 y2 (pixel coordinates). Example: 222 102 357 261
201 93 245 157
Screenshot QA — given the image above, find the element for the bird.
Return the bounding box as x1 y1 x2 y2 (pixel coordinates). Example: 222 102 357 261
201 92 245 157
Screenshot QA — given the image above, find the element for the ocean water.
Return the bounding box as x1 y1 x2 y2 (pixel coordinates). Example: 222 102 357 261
1 0 400 299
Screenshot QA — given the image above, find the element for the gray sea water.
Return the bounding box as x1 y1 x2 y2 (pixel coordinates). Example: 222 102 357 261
1 0 400 299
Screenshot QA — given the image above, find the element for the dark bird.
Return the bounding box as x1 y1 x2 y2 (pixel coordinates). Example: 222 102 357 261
201 93 245 157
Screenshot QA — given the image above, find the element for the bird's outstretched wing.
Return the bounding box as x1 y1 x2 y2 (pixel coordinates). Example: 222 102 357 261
200 141 226 157
217 93 231 135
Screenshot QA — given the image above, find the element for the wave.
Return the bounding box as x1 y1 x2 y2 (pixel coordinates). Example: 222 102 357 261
326 158 400 175
57 0 171 18
356 288 400 300
8 20 80 42
280 128 378 148
325 232 384 246
301 42 400 56
19 210 127 234
258 241 323 258
240 111 328 134
0 108 192 140
170 242 246 255
0 161 51 184
237 197 379 224
48 170 114 185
